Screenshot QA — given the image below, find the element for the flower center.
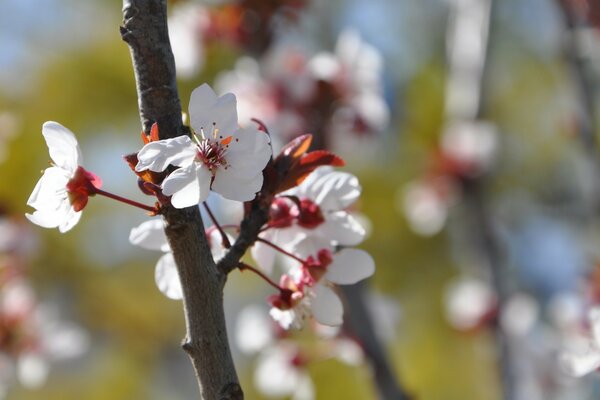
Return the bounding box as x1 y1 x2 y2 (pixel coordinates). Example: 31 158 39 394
194 124 234 173
66 167 102 212
297 199 325 229
269 198 298 228
303 249 333 283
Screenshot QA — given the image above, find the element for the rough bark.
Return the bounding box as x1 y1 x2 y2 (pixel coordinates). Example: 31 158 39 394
120 1 242 398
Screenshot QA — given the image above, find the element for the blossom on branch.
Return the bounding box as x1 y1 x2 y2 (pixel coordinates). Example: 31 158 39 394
26 122 101 233
253 166 365 272
135 84 271 207
129 218 231 300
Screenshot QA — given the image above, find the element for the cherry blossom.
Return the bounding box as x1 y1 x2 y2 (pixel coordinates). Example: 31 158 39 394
135 84 271 207
444 277 497 331
268 248 374 328
252 166 365 272
559 307 600 377
26 122 101 233
254 343 315 400
0 278 88 394
129 218 230 299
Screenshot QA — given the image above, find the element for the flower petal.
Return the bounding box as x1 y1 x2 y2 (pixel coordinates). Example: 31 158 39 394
319 212 365 246
325 248 374 285
27 167 70 210
226 126 271 177
212 168 263 202
311 284 344 326
162 164 211 208
135 136 196 172
129 219 170 252
189 84 238 135
42 121 81 173
286 166 361 211
58 207 82 233
155 253 183 300
559 340 600 377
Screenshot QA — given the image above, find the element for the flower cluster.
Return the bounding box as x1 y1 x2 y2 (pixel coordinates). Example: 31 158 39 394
168 0 309 78
216 30 389 160
400 120 498 236
0 211 87 397
253 165 374 329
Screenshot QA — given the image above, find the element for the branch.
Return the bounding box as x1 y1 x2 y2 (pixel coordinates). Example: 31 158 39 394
217 199 269 275
340 283 413 400
120 1 242 398
556 0 600 208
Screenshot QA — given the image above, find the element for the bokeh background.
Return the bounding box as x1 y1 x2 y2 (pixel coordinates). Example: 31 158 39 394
1 0 600 399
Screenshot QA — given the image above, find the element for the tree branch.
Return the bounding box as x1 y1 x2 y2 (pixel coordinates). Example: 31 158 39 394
120 1 242 398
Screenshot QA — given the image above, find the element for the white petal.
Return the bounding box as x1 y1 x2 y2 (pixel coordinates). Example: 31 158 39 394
251 238 277 275
27 167 70 210
26 210 64 229
311 284 344 326
135 136 196 172
207 228 232 262
155 253 183 300
590 307 600 346
162 164 211 208
129 219 170 252
189 84 238 135
42 121 81 173
17 354 48 388
235 305 273 354
58 208 82 233
559 343 600 377
212 169 263 202
226 126 271 177
326 249 374 285
319 212 365 246
254 345 305 397
305 167 361 211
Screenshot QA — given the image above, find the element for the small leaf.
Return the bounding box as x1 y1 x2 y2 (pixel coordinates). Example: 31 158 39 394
123 153 166 188
276 151 345 193
276 134 313 162
150 122 160 142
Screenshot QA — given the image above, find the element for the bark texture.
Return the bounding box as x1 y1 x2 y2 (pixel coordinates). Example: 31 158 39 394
120 1 242 398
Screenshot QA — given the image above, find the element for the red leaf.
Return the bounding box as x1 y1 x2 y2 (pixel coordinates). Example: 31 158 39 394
276 134 313 162
150 122 160 142
141 131 150 145
275 150 345 193
123 153 166 187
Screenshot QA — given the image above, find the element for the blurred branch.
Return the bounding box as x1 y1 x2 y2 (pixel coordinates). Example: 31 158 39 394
556 0 600 208
444 0 516 398
341 282 413 400
120 1 242 399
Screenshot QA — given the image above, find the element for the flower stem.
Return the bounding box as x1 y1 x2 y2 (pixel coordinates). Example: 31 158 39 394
203 202 232 248
238 262 281 291
94 189 156 213
256 237 306 264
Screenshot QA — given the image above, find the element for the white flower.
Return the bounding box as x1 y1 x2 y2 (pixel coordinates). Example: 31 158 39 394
135 84 271 207
254 343 315 400
252 166 365 272
559 307 600 377
444 277 496 331
269 248 375 329
303 248 374 327
129 218 230 299
26 122 100 233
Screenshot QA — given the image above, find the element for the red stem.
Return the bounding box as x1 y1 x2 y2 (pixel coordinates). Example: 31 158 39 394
238 262 281 291
94 189 156 213
203 202 232 248
256 237 306 264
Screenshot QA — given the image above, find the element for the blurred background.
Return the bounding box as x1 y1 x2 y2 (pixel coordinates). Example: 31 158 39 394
2 0 600 399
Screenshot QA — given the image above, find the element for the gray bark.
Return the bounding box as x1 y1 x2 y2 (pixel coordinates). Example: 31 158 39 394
120 1 242 398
